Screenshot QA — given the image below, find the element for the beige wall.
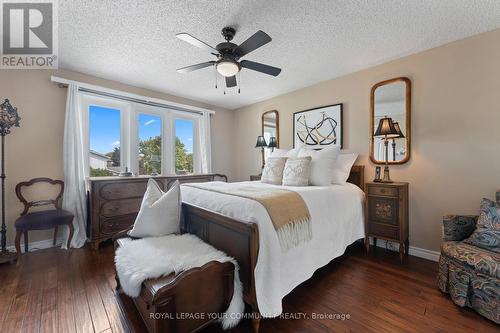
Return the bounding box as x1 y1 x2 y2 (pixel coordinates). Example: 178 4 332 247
0 69 234 246
233 29 500 252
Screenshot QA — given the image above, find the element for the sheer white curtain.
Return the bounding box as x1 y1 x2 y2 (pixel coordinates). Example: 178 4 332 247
197 111 212 173
61 84 88 248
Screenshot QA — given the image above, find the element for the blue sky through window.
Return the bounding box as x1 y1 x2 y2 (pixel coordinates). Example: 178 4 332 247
138 113 161 141
89 105 120 154
89 105 194 154
175 118 194 153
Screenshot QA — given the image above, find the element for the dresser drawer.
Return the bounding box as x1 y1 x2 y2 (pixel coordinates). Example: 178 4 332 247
100 215 136 235
367 185 398 197
368 222 399 240
101 198 142 216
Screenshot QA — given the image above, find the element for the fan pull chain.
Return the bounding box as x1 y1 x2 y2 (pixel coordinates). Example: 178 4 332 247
238 72 241 94
214 67 218 89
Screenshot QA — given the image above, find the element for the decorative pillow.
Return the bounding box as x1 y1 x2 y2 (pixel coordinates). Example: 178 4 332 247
285 146 302 158
282 157 312 186
128 179 181 238
298 146 340 185
269 148 288 158
464 198 500 253
331 153 358 185
261 157 287 185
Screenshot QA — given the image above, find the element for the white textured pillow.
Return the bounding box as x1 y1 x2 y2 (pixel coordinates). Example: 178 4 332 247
261 157 287 185
128 179 181 237
285 146 302 158
282 157 312 186
331 153 358 185
269 148 288 158
298 146 340 185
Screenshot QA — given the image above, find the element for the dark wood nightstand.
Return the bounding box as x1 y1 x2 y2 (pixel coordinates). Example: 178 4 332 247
250 175 262 181
364 182 409 262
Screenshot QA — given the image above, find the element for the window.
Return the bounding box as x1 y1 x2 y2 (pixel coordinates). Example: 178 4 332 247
175 118 194 174
138 113 162 175
81 93 208 178
88 105 121 177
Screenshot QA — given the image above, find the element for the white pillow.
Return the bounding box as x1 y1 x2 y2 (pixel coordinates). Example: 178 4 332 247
269 147 303 159
331 153 358 185
298 146 340 185
282 157 312 186
128 179 181 238
285 146 302 158
269 148 288 158
261 157 287 185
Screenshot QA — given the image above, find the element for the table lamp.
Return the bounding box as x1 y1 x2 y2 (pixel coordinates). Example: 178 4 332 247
374 117 399 182
255 136 267 170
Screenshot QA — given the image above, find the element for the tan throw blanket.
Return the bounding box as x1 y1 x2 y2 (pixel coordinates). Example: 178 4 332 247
183 182 312 251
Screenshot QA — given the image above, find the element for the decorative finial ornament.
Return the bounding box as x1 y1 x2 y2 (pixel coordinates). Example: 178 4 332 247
0 99 21 136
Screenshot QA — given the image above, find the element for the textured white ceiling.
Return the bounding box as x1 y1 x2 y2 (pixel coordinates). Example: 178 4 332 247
58 1 500 110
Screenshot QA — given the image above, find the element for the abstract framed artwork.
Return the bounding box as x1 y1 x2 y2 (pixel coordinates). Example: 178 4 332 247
293 103 343 149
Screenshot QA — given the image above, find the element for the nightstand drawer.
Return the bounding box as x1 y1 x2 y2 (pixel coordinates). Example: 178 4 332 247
368 196 399 226
367 185 398 197
368 223 399 240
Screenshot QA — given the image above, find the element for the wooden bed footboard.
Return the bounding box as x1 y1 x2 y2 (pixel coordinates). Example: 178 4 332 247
180 203 260 313
181 165 364 332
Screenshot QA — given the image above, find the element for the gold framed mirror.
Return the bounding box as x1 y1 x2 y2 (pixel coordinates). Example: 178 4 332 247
370 77 411 165
262 110 279 162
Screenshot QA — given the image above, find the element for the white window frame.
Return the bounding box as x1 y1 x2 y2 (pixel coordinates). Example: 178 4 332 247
81 94 131 176
173 112 200 174
81 93 202 177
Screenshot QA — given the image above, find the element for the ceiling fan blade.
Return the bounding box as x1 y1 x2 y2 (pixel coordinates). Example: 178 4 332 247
234 30 272 57
176 61 215 73
225 76 237 88
176 33 219 54
240 60 281 76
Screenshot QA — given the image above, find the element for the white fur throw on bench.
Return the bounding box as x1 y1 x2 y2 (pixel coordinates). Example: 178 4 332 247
115 234 244 329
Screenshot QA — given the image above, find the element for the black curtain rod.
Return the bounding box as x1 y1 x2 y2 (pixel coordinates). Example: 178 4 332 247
57 83 206 116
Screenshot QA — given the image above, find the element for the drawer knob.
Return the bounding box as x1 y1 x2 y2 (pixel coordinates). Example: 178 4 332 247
380 188 386 193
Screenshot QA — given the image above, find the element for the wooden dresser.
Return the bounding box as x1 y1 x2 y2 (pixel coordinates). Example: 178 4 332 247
88 174 226 249
364 182 409 262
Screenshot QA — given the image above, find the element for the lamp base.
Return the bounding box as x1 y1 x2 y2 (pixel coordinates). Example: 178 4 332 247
380 165 393 183
0 249 17 265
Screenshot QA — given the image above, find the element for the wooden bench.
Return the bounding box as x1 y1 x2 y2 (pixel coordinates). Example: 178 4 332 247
114 237 235 333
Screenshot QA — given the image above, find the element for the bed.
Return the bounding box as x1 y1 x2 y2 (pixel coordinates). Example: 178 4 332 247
180 165 365 332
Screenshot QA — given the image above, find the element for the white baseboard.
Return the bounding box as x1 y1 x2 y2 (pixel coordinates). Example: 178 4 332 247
371 239 440 262
6 237 64 253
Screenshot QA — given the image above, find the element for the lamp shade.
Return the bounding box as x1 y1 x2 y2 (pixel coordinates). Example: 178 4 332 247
255 135 268 148
268 137 277 148
392 121 405 138
374 117 399 138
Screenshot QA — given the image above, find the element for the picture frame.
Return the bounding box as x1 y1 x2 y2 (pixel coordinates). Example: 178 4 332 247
293 103 343 149
374 166 382 182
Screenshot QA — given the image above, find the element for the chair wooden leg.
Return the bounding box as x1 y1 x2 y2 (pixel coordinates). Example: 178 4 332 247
15 230 22 257
24 231 28 253
67 223 74 249
53 226 58 246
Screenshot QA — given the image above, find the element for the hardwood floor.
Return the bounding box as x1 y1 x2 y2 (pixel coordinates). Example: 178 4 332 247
0 241 497 333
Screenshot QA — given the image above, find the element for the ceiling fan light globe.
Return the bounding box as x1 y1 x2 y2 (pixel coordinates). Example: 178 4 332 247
216 60 240 77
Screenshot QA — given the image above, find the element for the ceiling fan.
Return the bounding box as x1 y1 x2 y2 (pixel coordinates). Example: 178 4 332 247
176 27 281 89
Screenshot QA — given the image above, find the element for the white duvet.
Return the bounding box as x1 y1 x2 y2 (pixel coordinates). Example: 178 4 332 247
181 181 365 317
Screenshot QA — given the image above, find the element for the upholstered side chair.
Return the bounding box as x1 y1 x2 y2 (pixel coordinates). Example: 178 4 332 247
14 178 74 256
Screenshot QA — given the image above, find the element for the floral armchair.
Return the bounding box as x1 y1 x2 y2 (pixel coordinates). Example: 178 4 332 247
438 198 500 323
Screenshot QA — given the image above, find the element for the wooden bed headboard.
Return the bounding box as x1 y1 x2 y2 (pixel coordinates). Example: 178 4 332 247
347 165 365 191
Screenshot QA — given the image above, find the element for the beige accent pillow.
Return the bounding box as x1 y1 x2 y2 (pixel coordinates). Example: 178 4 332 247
261 157 287 185
282 156 312 186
